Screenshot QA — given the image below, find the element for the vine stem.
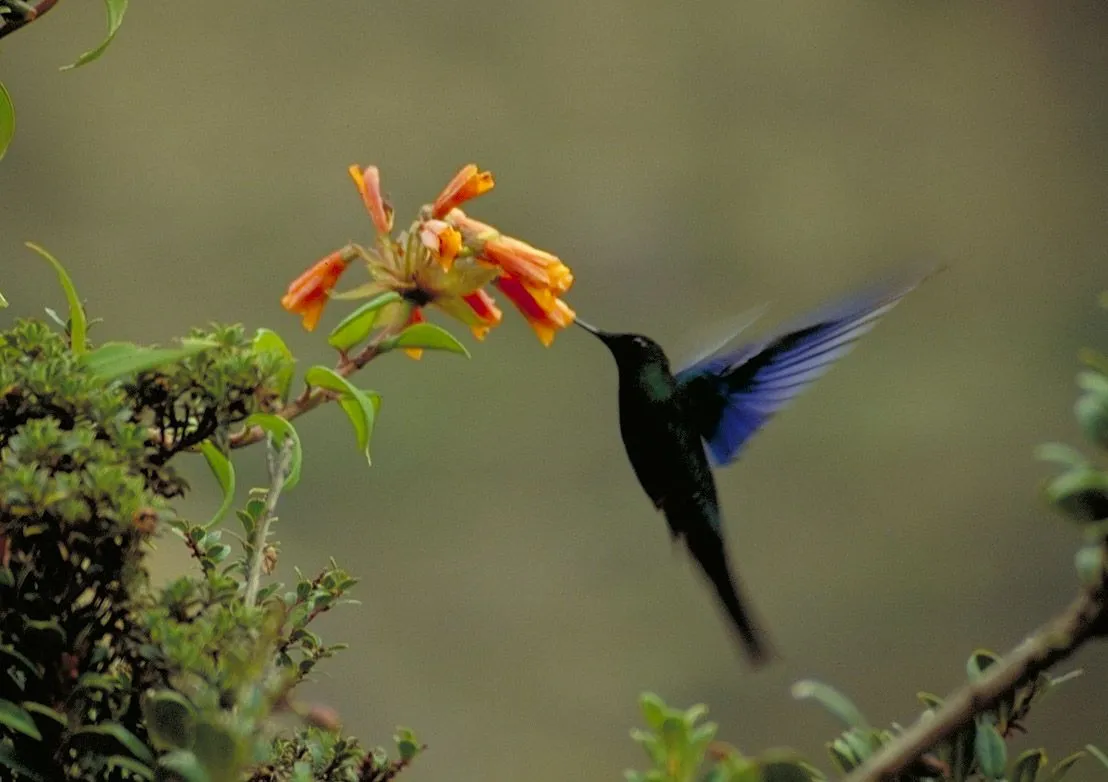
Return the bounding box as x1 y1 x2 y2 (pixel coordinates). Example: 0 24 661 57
843 548 1108 782
243 435 294 607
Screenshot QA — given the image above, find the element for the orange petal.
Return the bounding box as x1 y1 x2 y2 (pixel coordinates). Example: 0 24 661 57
281 249 353 331
462 289 503 340
432 164 495 219
404 307 424 360
480 235 574 295
418 219 463 270
494 275 575 346
348 164 394 234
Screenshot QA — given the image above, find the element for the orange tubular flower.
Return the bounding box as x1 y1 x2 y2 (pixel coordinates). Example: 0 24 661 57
285 162 576 348
348 165 393 234
450 211 574 295
280 248 356 331
431 164 495 218
494 274 576 347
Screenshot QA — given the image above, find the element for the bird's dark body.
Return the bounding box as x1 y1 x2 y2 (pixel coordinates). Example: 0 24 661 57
576 270 930 668
611 348 771 663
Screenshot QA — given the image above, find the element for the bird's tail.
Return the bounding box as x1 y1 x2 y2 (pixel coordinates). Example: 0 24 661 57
684 526 775 667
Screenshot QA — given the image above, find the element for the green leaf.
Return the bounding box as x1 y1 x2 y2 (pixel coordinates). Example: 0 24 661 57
394 727 420 761
0 744 44 782
243 413 302 489
26 242 87 355
304 366 380 465
157 750 211 782
1011 749 1046 782
382 322 470 357
1076 390 1108 449
639 692 668 731
1044 467 1108 523
0 290 7 308
974 718 1006 780
792 679 870 730
106 756 155 780
143 690 197 751
1075 544 1105 587
21 702 66 729
0 80 13 163
73 723 155 764
1086 745 1108 770
328 292 403 350
253 327 295 398
199 441 235 530
1052 751 1085 781
61 0 129 70
761 757 818 782
916 691 943 710
0 699 42 739
81 339 219 380
1035 443 1089 470
192 721 240 781
966 649 1000 680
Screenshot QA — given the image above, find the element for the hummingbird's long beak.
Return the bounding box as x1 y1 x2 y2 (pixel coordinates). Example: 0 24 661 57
574 317 603 336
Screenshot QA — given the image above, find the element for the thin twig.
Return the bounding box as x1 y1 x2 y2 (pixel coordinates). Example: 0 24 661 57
0 0 60 42
843 552 1108 782
243 435 295 607
231 327 391 449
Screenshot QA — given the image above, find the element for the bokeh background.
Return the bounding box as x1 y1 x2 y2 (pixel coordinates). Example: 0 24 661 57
3 2 1108 779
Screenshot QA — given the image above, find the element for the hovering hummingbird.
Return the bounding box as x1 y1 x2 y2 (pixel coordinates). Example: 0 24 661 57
576 272 929 665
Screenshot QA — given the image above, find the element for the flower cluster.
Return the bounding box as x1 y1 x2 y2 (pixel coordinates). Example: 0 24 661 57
281 164 576 350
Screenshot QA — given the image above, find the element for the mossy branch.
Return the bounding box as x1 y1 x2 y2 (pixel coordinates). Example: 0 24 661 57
843 542 1108 782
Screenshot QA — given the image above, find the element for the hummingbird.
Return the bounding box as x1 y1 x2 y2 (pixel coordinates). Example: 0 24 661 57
576 272 929 665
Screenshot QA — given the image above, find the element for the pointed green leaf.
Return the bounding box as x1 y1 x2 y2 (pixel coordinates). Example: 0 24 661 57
73 723 155 763
143 690 197 751
1035 443 1090 470
1044 467 1108 523
916 691 944 710
966 649 1001 680
106 756 154 780
792 680 870 730
253 327 295 398
1052 751 1085 781
0 699 42 739
199 441 235 530
26 242 87 355
80 339 219 380
638 692 668 731
0 744 44 781
1012 749 1046 782
304 366 380 465
328 292 403 350
382 322 470 357
1085 745 1108 770
242 413 302 489
0 290 7 308
21 702 66 729
157 750 211 782
974 718 1006 779
61 0 128 70
0 80 13 163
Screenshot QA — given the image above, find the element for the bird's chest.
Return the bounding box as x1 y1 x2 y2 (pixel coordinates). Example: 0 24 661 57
616 383 704 506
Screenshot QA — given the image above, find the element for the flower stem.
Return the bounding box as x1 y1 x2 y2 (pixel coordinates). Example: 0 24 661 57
243 434 294 608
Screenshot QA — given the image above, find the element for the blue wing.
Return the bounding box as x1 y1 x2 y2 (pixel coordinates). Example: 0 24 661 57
675 273 928 467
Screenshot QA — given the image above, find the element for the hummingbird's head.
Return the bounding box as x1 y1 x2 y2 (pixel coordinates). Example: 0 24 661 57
575 318 670 369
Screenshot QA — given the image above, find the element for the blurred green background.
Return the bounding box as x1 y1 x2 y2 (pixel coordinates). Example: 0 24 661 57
3 2 1108 779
